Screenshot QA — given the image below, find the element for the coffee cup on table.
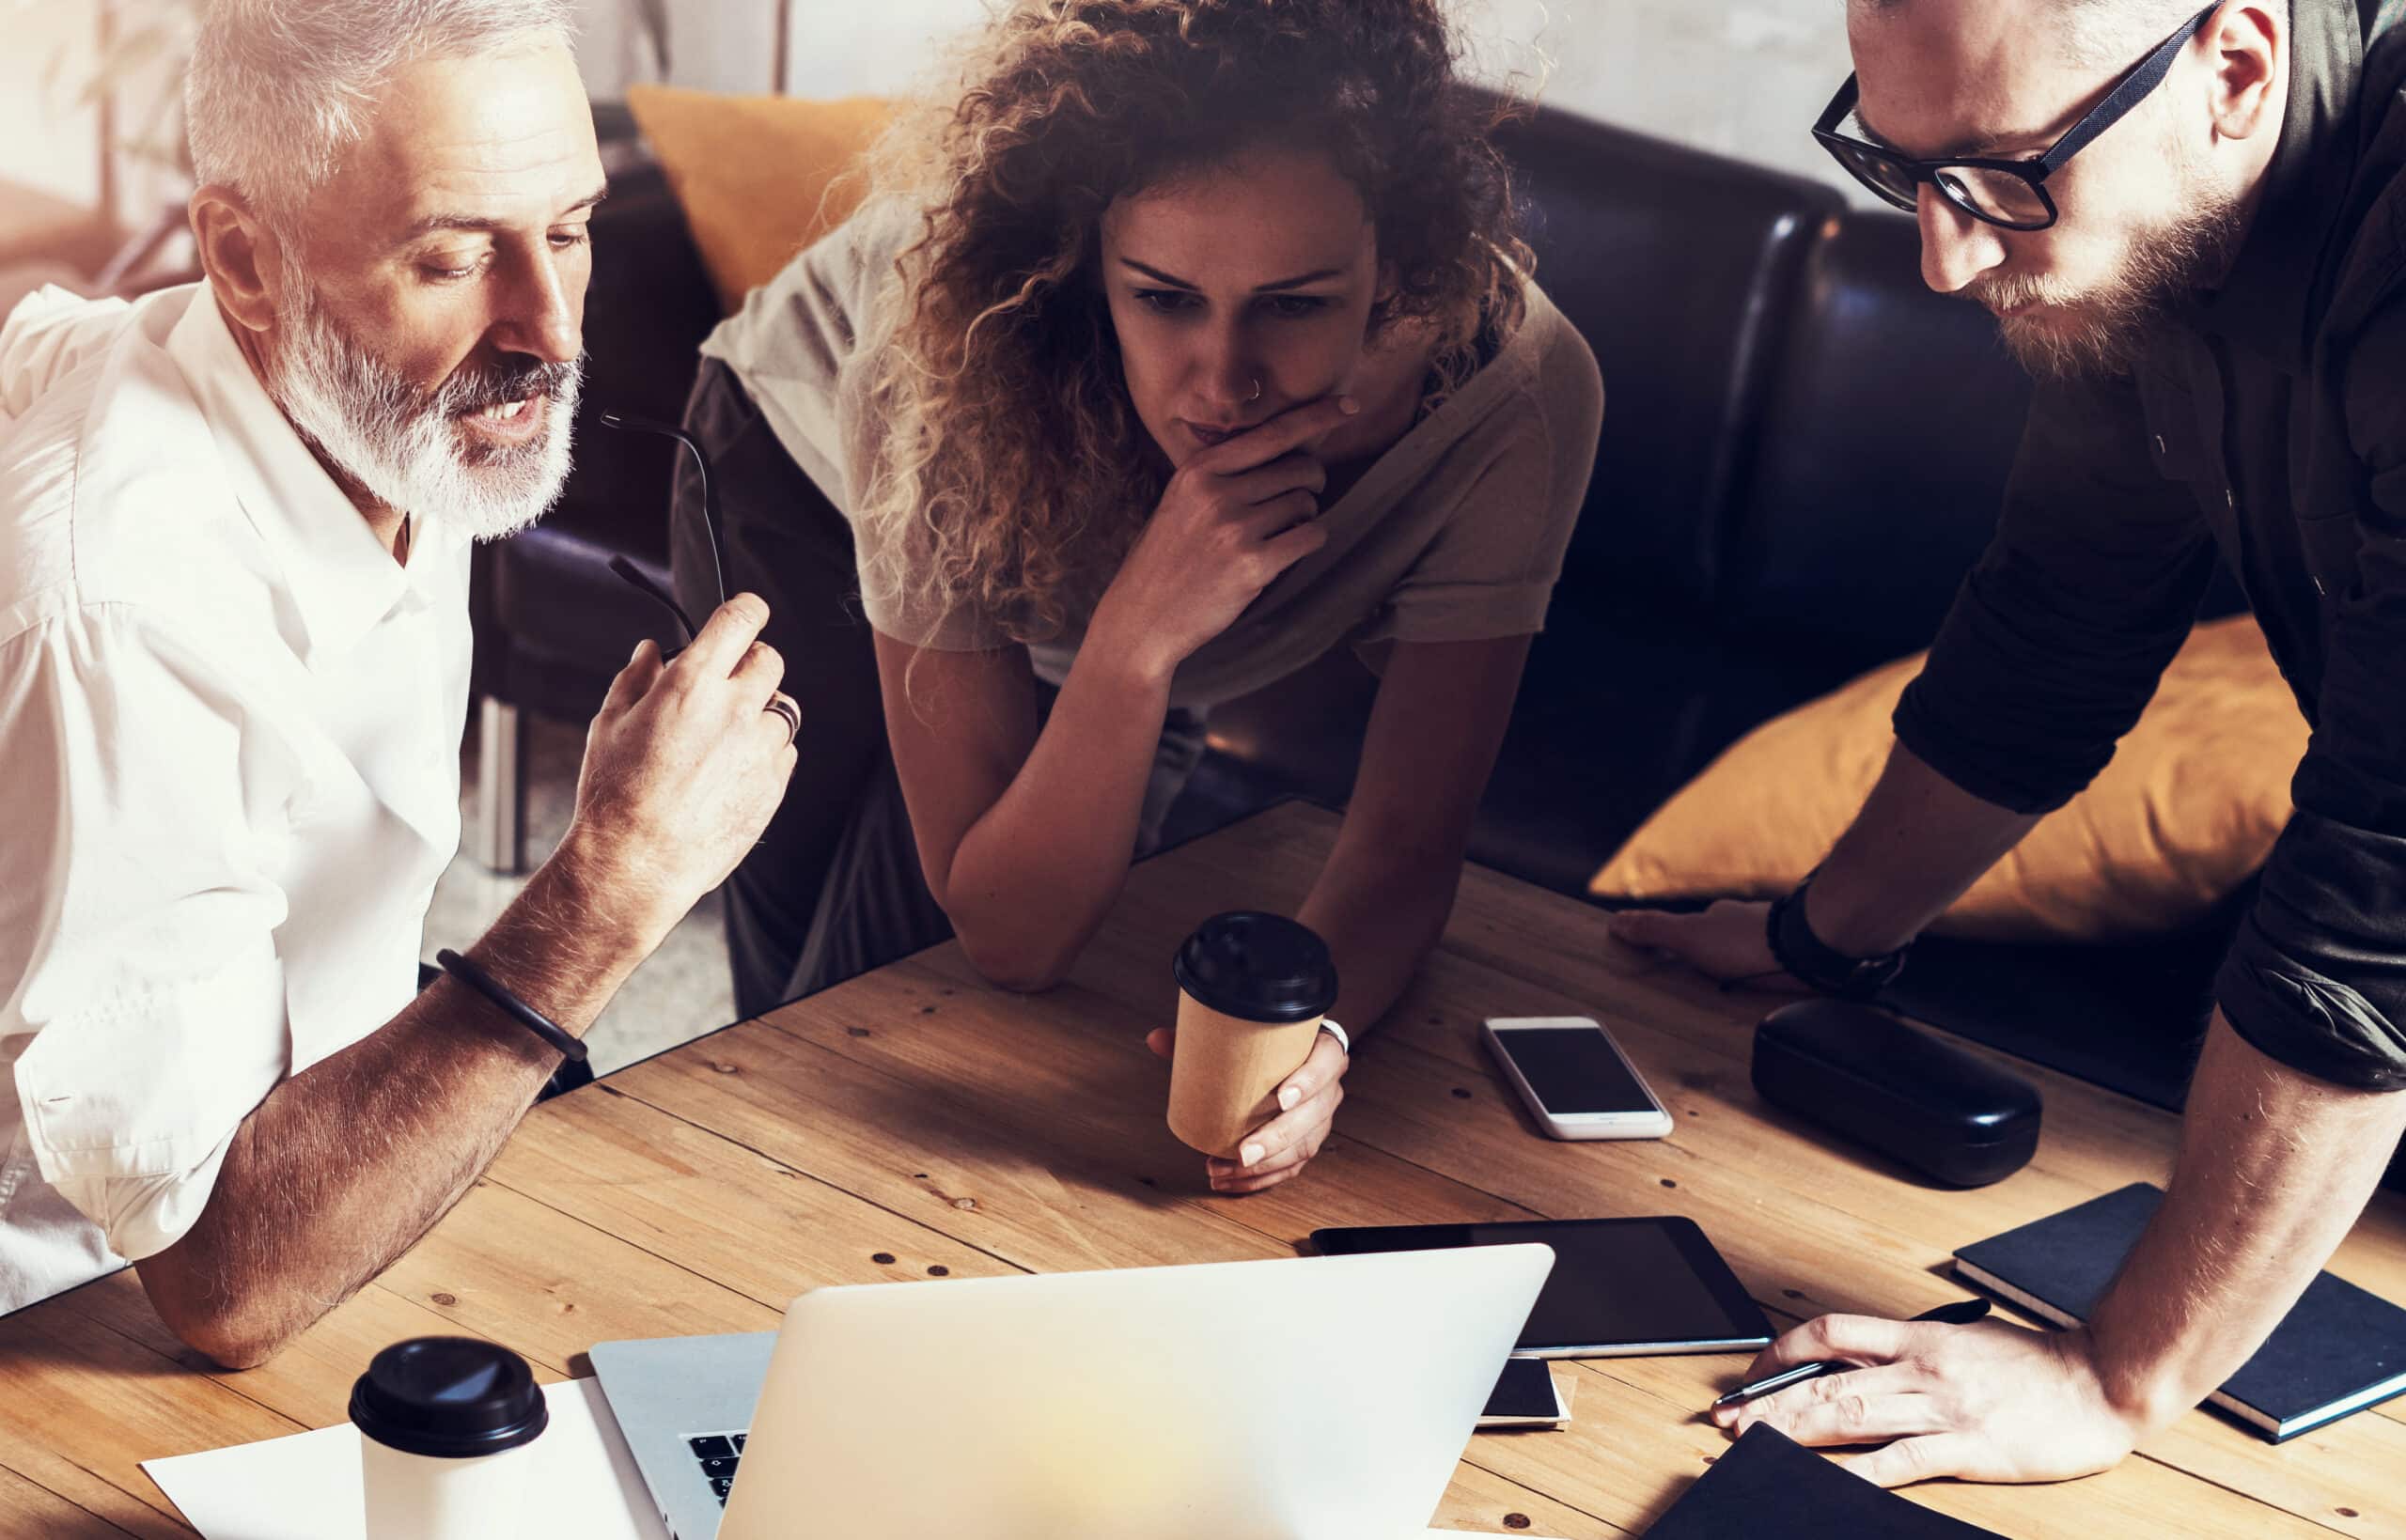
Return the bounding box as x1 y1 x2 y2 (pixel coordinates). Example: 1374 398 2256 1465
351 1336 548 1540
1167 911 1340 1159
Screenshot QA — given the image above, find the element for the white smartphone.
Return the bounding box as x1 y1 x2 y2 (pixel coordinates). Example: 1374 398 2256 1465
1482 1016 1674 1141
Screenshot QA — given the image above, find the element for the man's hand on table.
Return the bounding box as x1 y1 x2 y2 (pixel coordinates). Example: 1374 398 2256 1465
1606 900 1806 990
1715 1312 2146 1487
1147 1028 1349 1194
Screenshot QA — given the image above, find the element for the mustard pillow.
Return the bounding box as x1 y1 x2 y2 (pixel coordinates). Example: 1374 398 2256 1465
1590 615 2305 943
625 86 893 313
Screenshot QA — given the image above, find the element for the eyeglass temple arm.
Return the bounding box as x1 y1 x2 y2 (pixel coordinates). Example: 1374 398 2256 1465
607 553 698 653
597 410 730 613
2039 2 2220 170
1815 74 1860 137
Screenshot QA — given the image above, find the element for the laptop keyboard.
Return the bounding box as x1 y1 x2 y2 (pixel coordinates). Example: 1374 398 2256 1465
685 1432 749 1505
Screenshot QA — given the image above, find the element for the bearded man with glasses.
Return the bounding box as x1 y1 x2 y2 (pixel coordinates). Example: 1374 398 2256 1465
1614 0 2406 1488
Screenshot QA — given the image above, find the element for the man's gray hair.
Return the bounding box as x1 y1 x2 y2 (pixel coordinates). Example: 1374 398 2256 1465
188 0 576 221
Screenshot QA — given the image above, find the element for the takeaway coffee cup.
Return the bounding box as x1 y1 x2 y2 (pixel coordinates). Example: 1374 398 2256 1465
1167 911 1340 1158
351 1336 549 1540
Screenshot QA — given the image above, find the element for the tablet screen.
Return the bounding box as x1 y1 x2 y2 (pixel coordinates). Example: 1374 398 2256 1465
1310 1217 1771 1355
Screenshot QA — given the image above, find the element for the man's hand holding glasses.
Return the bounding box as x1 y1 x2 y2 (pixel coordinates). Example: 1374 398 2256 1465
529 412 800 953
600 411 801 746
555 591 801 956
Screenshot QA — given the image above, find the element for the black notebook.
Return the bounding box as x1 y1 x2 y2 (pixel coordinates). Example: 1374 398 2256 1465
1642 1424 2003 1538
1953 1183 2406 1441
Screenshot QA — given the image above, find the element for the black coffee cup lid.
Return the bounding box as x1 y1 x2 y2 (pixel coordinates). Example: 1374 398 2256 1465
1172 911 1338 1024
349 1337 548 1459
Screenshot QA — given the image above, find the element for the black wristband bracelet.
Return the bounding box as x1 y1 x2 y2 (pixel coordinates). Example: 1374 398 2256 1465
435 948 589 1065
1764 875 1909 1002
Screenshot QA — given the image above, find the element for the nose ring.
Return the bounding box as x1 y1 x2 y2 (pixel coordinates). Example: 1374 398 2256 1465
1247 377 1262 404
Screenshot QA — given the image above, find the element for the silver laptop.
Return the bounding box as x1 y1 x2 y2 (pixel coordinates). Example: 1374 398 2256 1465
592 1245 1553 1539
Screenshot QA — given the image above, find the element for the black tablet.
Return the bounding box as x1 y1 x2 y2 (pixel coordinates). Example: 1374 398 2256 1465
1310 1217 1773 1358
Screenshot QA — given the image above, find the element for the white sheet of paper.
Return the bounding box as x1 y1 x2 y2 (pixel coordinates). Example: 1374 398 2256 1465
140 1376 1556 1540
141 1377 669 1540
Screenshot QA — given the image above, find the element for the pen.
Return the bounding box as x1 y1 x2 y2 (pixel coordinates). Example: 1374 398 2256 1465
1709 1298 1992 1414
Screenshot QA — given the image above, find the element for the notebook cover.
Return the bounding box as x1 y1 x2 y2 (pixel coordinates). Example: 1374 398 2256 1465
1953 1183 2406 1439
1642 1424 2003 1538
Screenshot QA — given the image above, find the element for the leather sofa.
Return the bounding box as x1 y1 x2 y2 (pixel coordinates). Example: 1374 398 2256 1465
477 98 2260 1135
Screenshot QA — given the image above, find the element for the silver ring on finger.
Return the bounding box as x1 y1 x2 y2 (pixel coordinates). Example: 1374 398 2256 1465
763 692 800 746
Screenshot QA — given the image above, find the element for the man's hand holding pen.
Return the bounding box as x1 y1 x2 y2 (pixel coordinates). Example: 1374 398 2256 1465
1708 1298 2146 1487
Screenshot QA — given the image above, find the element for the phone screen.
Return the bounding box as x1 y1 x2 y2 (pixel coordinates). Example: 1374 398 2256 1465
1480 1357 1560 1420
1498 1026 1657 1115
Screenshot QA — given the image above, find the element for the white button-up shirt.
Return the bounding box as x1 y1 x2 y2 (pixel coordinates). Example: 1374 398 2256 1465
0 284 471 1314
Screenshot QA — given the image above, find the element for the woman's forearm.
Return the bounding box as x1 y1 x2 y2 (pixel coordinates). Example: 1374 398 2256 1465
1297 635 1533 1035
941 646 1174 988
1301 816 1466 1035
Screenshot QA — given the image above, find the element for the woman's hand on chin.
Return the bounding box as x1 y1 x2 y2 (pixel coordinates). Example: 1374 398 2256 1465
1092 395 1359 679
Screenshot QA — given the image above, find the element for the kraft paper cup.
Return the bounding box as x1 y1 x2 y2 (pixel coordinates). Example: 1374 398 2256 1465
1168 992 1326 1158
1167 912 1339 1159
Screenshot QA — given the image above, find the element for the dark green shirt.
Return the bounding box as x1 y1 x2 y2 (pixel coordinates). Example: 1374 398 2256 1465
1894 0 2406 1090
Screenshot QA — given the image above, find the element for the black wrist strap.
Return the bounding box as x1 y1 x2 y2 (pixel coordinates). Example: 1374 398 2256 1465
435 948 588 1064
1765 874 1909 1002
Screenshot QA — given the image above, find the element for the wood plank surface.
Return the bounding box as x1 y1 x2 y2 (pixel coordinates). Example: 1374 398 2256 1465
0 801 2395 1537
0 1462 140 1540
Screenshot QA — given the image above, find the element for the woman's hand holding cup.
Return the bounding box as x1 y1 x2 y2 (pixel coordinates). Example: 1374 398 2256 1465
1148 1025 1348 1192
1158 911 1347 1194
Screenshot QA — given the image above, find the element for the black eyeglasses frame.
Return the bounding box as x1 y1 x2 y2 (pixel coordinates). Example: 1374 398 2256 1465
597 411 728 658
1811 1 2221 232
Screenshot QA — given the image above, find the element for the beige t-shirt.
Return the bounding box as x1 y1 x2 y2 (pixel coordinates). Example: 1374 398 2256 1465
702 202 1602 709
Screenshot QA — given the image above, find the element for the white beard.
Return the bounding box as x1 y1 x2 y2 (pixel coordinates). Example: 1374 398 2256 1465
268 283 582 543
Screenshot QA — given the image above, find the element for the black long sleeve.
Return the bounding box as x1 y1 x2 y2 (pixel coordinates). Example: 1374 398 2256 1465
1892 369 2219 817
2213 303 2406 1092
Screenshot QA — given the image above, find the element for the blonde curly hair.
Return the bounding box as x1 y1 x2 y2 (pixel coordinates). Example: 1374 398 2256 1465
856 0 1534 649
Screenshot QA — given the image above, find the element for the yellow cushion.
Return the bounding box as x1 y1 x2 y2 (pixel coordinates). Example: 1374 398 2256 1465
625 86 893 313
1589 614 2304 943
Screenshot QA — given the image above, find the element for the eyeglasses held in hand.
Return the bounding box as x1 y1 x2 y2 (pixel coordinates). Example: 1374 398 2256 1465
598 411 727 652
1811 2 2218 232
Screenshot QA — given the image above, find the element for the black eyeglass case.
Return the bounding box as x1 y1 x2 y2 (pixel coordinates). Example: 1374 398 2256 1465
1752 1000 2041 1189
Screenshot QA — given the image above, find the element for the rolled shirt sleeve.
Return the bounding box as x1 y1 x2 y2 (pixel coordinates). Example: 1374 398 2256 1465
1375 443 1567 643
1374 334 1604 646
2 605 298 1263
2214 305 2406 1091
1893 367 2222 815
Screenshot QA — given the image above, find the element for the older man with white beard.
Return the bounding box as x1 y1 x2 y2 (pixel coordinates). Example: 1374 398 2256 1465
0 0 800 1367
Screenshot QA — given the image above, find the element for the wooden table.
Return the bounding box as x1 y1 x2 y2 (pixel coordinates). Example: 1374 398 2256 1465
4 802 2402 1538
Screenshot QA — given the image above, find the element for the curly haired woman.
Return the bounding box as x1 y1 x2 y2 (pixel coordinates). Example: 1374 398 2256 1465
675 0 1601 1193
